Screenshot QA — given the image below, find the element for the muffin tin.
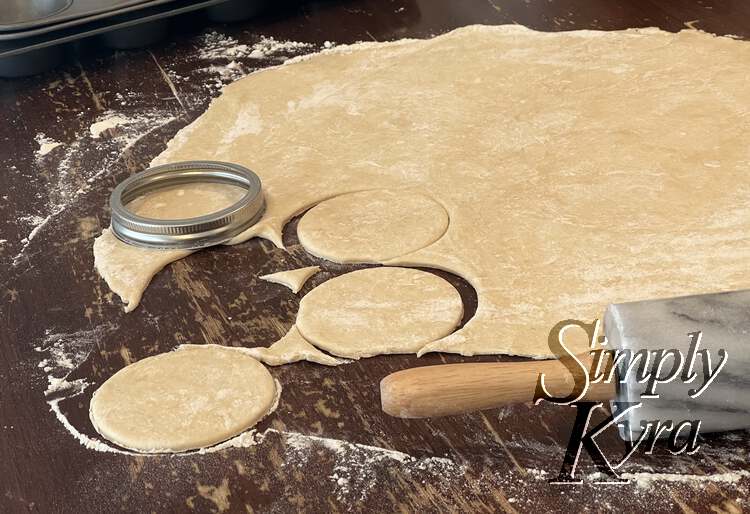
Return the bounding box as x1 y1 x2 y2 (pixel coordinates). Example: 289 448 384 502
1 0 148 32
0 0 266 77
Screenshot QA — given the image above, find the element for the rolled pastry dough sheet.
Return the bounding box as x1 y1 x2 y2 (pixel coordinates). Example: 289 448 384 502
297 190 449 263
89 345 277 453
296 267 463 359
103 25 750 357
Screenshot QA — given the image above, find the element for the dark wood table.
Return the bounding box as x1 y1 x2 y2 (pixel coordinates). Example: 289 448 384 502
3 1 749 512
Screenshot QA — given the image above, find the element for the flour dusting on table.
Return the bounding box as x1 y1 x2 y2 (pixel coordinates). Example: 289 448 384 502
34 133 63 157
12 109 176 267
194 31 316 90
621 470 750 488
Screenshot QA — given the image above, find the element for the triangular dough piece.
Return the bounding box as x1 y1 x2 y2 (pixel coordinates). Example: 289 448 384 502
243 325 345 366
259 266 320 294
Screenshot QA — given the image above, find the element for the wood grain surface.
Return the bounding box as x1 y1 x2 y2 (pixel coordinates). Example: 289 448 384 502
2 1 749 512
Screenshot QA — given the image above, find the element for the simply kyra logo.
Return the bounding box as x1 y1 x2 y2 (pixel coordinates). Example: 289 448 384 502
534 319 728 484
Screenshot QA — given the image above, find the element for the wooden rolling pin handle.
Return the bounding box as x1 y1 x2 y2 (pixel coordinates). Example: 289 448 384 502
380 357 617 419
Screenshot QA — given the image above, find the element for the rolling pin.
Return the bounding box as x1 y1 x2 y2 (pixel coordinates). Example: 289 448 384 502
381 289 750 441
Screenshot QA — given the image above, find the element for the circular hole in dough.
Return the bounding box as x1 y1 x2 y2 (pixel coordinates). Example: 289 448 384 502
297 189 449 263
89 345 277 453
296 267 463 359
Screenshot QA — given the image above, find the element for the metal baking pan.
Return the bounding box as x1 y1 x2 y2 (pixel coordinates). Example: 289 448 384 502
205 0 265 23
0 0 154 32
0 0 229 59
0 0 181 40
0 43 68 77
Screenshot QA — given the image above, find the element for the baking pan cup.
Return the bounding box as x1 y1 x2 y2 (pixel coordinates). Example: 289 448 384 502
99 17 168 48
0 43 66 77
0 0 179 41
205 0 264 23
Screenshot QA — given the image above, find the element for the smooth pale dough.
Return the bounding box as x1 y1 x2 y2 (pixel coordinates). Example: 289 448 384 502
126 182 246 219
89 345 277 452
105 25 750 357
297 190 449 263
243 325 345 366
259 266 320 294
93 183 245 312
296 267 463 358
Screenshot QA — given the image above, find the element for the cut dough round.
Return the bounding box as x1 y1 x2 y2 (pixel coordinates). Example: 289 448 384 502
89 345 277 453
297 190 448 263
296 267 463 358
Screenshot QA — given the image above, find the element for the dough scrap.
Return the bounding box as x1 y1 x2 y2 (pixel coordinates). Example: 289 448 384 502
93 229 190 312
259 266 320 294
243 325 345 366
296 267 463 359
118 25 750 357
89 345 277 452
297 189 449 263
93 182 247 312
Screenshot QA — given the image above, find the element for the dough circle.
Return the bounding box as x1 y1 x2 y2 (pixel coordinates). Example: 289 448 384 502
296 267 463 358
297 189 449 263
89 345 277 452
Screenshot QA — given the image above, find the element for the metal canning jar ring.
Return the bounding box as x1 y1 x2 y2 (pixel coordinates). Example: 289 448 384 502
110 161 265 250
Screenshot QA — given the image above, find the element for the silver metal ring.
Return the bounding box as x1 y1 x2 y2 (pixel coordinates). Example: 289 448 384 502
110 161 264 250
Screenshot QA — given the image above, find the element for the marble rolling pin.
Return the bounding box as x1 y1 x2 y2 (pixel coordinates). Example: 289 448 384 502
381 289 750 441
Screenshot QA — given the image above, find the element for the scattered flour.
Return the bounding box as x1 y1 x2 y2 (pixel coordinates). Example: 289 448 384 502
48 398 134 454
198 31 314 61
89 111 176 141
90 114 131 138
14 214 53 265
12 109 175 266
527 468 549 480
36 326 106 382
621 470 750 488
201 61 247 81
195 31 315 88
36 326 109 401
247 36 314 58
280 430 461 501
35 133 63 157
35 325 139 454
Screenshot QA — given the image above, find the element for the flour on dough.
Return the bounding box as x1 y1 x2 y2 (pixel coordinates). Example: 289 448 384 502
89 344 278 452
296 267 463 359
297 189 448 263
260 266 320 294
146 25 750 357
93 182 246 312
243 324 345 366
